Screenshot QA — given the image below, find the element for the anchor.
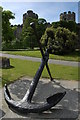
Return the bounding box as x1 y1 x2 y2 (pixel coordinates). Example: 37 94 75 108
4 22 66 115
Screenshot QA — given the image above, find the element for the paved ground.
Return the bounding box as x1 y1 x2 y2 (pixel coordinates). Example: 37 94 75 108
0 77 80 119
0 53 79 67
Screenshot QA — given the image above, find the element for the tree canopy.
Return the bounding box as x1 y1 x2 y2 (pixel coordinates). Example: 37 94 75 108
21 17 47 49
52 21 77 33
41 27 78 54
2 8 15 50
2 9 15 42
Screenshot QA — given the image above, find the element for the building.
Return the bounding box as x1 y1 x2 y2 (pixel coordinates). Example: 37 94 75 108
14 24 23 39
14 10 38 39
60 11 75 22
23 10 38 24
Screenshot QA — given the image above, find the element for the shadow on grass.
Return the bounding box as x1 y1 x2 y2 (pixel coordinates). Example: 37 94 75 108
1 65 14 69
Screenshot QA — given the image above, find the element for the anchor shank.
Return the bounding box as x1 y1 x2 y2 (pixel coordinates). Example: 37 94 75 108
26 57 48 102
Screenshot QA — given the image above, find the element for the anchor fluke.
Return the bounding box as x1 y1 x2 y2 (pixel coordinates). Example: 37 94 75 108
47 92 66 104
4 85 66 114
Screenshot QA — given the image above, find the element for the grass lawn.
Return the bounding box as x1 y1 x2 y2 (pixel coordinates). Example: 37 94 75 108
1 58 79 86
3 50 80 62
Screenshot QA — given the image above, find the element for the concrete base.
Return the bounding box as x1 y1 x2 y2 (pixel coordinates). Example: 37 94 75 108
0 77 80 119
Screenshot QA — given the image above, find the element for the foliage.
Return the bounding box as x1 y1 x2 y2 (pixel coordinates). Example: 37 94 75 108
54 27 78 54
2 11 47 50
21 17 38 49
37 18 47 39
52 21 77 33
21 17 47 49
1 6 79 51
41 27 78 54
2 8 15 50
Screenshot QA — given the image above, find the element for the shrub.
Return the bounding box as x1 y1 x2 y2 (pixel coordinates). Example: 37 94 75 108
41 27 78 55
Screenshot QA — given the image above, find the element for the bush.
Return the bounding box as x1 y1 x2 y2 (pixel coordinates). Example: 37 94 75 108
2 41 12 50
41 27 78 55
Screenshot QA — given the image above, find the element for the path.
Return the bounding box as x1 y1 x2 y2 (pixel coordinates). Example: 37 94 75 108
0 53 79 67
0 77 80 119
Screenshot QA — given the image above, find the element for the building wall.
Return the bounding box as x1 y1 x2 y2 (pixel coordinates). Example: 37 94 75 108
14 24 23 39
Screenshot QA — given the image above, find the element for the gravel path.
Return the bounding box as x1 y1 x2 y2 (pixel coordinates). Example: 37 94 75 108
0 53 79 67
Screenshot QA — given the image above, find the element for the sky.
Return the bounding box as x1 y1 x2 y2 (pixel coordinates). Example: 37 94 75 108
1 2 79 25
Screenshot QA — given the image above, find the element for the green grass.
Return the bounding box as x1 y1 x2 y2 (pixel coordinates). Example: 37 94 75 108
3 50 80 62
1 58 79 86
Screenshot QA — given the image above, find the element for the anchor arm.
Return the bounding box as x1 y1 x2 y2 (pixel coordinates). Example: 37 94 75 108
4 84 66 114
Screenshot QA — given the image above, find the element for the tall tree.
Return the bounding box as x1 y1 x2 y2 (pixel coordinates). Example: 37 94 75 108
2 8 15 50
21 17 38 49
21 17 47 49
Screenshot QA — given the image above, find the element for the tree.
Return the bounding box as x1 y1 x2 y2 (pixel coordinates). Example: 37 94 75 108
41 27 78 54
21 17 38 49
52 21 77 33
54 27 78 54
37 18 47 40
2 8 15 50
21 17 47 49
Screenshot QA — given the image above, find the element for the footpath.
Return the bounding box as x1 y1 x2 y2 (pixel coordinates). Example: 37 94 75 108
0 53 80 67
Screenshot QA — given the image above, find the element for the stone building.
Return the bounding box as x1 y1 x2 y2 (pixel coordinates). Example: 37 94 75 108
60 11 75 22
23 10 38 24
14 10 38 39
14 24 23 39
